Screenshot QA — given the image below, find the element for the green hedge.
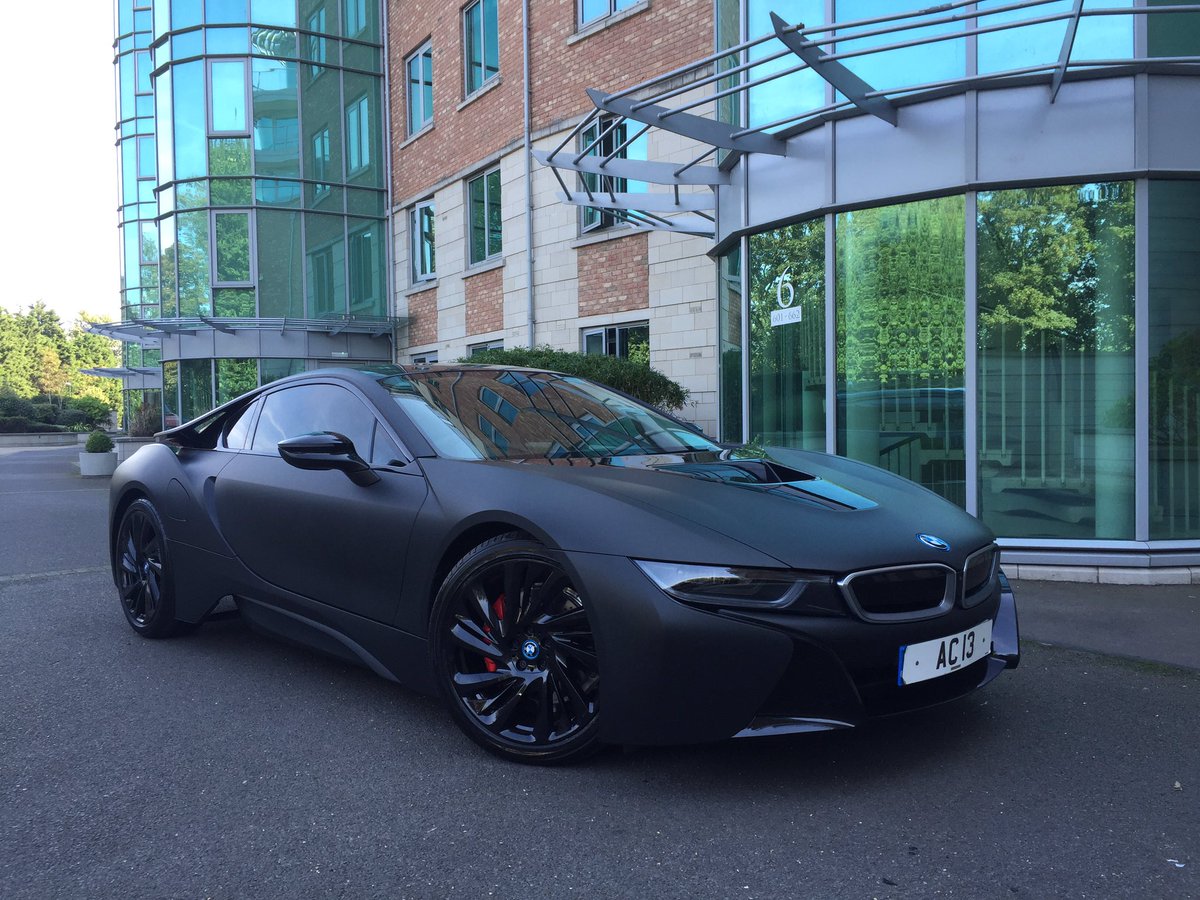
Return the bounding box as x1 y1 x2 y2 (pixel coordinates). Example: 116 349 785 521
0 418 65 434
459 347 689 412
85 431 114 453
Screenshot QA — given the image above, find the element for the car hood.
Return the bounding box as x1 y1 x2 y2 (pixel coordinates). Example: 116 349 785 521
510 446 993 573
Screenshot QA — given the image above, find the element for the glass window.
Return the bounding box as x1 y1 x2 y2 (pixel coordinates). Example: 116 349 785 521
835 1 964 94
406 42 433 134
469 339 504 355
213 288 256 316
257 209 303 317
749 219 825 451
464 0 499 95
305 212 345 316
174 61 207 180
579 117 647 232
206 0 246 24
467 168 502 264
1148 180 1200 538
579 0 639 28
252 383 376 456
209 59 249 134
135 51 153 94
252 58 299 179
379 371 718 461
1149 0 1200 57
348 221 383 314
216 358 259 405
260 358 306 383
411 352 438 365
977 182 1135 539
411 200 436 282
837 196 966 505
977 0 1132 75
213 211 253 285
162 360 180 427
180 359 215 422
346 95 370 173
136 135 156 180
311 127 332 198
718 247 743 443
344 0 367 35
370 421 402 466
177 210 212 315
747 0 825 132
307 8 328 76
252 0 296 27
224 398 258 449
582 323 649 364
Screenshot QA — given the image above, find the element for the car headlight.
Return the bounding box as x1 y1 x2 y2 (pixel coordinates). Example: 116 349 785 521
634 560 831 610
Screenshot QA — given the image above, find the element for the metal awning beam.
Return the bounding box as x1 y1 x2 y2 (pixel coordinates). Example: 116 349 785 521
770 13 898 126
559 191 714 213
531 150 728 186
587 89 787 156
1051 0 1085 102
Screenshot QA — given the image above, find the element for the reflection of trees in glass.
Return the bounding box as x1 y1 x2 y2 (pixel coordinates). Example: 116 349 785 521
748 219 825 447
837 196 965 385
216 358 259 405
977 183 1134 353
176 212 211 316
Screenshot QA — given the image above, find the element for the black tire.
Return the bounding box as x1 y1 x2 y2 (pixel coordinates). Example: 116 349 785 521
430 533 602 764
113 498 191 638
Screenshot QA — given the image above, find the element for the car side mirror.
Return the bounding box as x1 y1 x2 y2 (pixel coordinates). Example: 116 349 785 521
277 432 380 486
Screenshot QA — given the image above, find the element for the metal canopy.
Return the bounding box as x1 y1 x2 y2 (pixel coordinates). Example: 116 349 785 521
531 2 1200 240
88 315 405 344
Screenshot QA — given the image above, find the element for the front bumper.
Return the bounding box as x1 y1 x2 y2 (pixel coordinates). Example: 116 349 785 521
564 552 1019 747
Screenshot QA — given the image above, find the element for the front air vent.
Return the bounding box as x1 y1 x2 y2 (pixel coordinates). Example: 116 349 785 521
839 564 956 623
962 544 999 607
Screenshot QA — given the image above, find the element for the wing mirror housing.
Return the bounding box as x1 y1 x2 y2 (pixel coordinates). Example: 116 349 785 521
277 432 380 486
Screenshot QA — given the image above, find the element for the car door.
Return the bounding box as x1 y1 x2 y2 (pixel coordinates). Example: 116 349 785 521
213 380 427 623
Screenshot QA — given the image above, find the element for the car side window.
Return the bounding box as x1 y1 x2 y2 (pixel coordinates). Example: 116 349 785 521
251 384 376 457
223 399 259 450
370 421 403 466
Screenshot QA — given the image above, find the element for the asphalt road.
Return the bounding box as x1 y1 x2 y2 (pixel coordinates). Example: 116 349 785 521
1 447 1197 899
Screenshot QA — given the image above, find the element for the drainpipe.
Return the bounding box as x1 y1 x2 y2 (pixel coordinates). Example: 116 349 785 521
522 0 535 348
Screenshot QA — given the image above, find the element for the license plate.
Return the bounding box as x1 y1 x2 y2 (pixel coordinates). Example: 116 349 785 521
898 620 993 686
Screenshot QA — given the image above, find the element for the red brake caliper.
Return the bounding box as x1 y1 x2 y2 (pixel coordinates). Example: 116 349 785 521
483 593 506 673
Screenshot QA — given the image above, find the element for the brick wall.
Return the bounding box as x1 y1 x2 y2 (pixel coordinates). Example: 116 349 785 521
389 0 712 203
465 266 504 336
577 232 649 317
406 287 438 347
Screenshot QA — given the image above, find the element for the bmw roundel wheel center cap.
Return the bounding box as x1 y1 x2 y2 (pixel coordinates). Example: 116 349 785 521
521 638 541 661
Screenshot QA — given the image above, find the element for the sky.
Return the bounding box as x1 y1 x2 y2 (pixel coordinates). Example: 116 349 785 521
0 3 119 327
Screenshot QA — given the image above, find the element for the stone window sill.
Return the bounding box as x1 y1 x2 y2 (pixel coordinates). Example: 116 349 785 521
463 257 505 279
457 75 503 112
568 1 651 46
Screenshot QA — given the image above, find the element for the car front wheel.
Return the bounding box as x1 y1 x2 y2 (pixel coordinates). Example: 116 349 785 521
114 498 191 638
430 534 601 764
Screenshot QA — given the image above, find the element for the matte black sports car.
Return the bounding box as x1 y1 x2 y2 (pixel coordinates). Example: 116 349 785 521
108 365 1019 763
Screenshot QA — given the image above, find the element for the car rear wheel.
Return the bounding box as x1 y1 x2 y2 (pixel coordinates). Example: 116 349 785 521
431 534 601 764
114 498 190 638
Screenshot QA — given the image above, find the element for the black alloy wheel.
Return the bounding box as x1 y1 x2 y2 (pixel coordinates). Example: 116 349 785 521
115 499 187 638
431 534 601 764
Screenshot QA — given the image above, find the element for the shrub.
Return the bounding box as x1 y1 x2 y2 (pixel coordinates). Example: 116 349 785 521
57 409 91 428
28 422 65 433
68 396 114 428
30 403 57 424
0 394 36 420
459 346 690 412
85 431 114 453
0 416 31 433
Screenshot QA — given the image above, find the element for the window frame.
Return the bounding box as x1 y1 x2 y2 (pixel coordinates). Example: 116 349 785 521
344 0 368 36
466 167 502 265
410 199 437 283
578 0 641 29
578 115 645 233
206 58 251 137
468 339 504 356
345 93 371 175
306 7 327 79
582 321 650 359
405 41 434 135
347 222 380 312
462 0 500 97
310 126 332 199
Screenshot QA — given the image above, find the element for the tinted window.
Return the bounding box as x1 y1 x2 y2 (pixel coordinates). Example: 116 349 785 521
251 383 376 456
370 421 402 466
223 399 258 449
379 371 717 461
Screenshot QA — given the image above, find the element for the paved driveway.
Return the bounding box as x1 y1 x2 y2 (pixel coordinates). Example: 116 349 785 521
1 447 1196 899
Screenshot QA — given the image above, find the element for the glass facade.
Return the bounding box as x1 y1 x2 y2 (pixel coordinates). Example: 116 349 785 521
112 0 391 429
721 180 1199 545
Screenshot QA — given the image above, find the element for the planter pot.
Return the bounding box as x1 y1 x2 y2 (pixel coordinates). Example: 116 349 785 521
115 437 154 464
79 451 118 478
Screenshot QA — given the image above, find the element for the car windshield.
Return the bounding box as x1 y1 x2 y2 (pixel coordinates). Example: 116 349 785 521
379 370 718 461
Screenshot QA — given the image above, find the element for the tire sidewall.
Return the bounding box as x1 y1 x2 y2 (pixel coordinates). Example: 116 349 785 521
116 498 178 638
